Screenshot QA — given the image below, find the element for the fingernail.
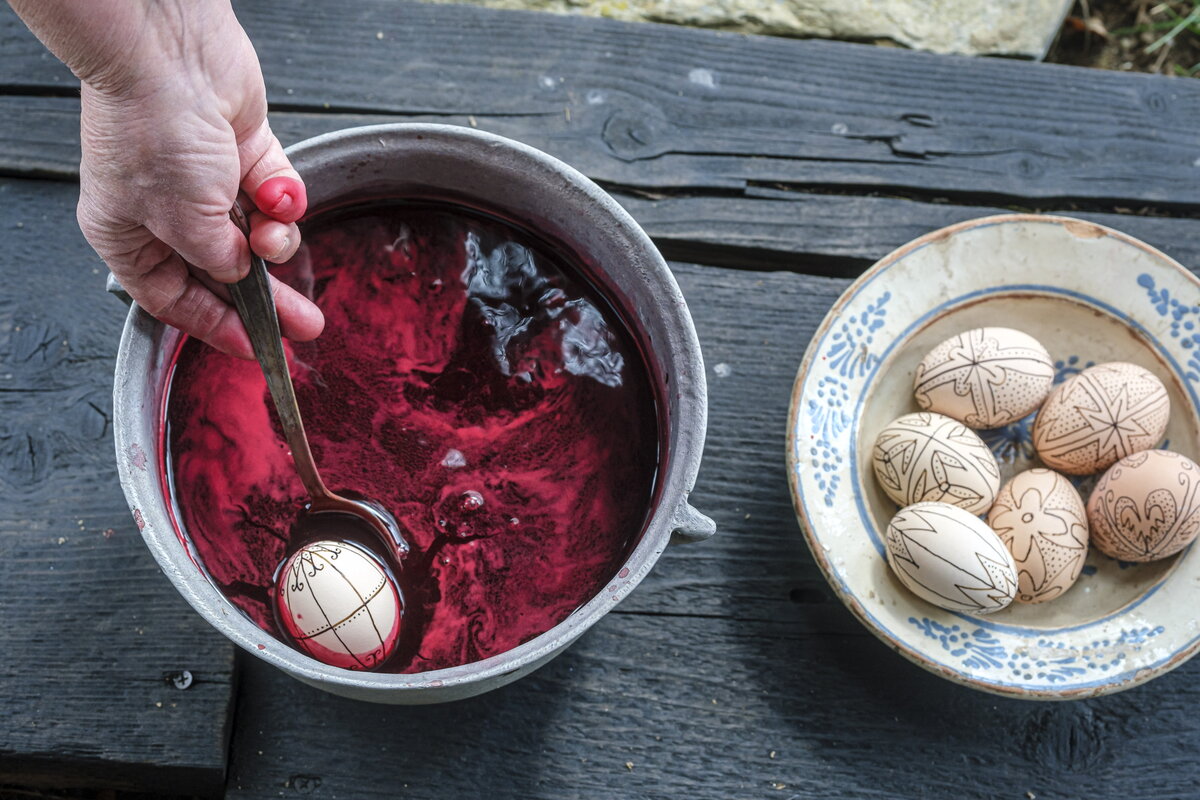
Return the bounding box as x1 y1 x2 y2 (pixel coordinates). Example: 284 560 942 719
255 177 308 223
269 232 291 261
267 194 293 217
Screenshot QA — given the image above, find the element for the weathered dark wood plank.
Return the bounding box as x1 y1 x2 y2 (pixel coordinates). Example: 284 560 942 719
223 259 1200 800
2 2 1199 208
5 96 1200 279
0 179 235 796
227 531 1200 800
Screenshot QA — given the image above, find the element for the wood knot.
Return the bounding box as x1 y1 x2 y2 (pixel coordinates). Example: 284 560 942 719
601 107 669 161
288 774 323 794
1021 706 1106 772
1142 91 1170 115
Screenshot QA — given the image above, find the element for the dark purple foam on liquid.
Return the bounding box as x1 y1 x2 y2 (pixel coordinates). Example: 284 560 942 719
163 202 660 672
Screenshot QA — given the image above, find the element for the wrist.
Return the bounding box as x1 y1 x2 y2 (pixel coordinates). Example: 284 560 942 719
10 0 241 97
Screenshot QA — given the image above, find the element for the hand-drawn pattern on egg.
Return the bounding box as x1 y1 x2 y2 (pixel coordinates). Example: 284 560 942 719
872 412 1001 515
1033 362 1169 475
987 469 1089 604
1087 450 1200 562
913 327 1054 428
886 502 1018 614
275 540 402 670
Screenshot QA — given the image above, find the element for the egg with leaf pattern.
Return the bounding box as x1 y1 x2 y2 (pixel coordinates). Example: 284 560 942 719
886 502 1018 615
872 412 1000 515
1087 450 1200 562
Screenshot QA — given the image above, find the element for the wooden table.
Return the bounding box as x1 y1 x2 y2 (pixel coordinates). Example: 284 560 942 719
3 2 1200 797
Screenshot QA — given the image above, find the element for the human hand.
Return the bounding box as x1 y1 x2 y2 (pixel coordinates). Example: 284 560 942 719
11 0 323 359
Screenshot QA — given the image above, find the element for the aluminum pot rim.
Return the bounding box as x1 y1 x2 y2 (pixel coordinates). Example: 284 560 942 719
114 123 711 696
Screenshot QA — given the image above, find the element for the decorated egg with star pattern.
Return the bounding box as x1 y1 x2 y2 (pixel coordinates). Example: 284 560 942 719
913 327 1054 428
1033 362 1168 475
872 412 1001 515
988 469 1089 604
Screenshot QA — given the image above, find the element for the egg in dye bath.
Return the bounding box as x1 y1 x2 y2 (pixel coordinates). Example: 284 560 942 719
164 202 662 673
275 540 402 670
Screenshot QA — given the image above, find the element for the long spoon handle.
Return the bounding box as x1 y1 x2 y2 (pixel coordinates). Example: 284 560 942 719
227 204 330 502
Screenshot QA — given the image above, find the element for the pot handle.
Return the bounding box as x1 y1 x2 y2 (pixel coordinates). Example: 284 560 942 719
671 501 716 543
106 273 133 306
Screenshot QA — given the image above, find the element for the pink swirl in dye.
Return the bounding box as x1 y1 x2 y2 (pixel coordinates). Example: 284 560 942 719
164 203 660 672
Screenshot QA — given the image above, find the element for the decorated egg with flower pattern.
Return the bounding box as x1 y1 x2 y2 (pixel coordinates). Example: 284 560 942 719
871 412 1001 515
913 327 1054 428
1087 450 1200 562
886 502 1018 614
987 469 1089 604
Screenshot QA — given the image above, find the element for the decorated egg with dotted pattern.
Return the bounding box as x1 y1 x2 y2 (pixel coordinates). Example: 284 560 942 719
988 469 1089 604
913 327 1054 428
275 540 402 670
1033 362 1169 475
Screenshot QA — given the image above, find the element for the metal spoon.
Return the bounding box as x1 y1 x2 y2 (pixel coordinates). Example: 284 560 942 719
226 203 408 559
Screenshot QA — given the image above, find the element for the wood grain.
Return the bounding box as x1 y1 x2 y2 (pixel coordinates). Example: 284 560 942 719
5 96 1200 279
226 597 1200 800
2 2 1200 207
0 180 235 796
3 2 1200 797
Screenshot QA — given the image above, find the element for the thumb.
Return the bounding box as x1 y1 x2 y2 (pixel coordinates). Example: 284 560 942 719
239 119 307 223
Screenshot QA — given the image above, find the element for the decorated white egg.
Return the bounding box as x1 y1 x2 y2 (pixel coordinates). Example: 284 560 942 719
275 540 402 670
1087 449 1200 562
987 469 1088 604
913 327 1054 428
871 412 1001 515
1033 362 1169 475
885 502 1018 614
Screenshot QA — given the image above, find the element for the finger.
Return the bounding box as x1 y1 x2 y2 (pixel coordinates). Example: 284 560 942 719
148 212 252 285
248 210 301 263
195 266 324 343
118 240 254 359
254 176 307 224
271 274 325 342
239 120 307 223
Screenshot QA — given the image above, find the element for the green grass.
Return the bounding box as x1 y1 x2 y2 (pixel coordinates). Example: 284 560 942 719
1110 1 1200 52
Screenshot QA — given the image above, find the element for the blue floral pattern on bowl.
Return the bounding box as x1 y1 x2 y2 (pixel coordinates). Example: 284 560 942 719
788 215 1200 698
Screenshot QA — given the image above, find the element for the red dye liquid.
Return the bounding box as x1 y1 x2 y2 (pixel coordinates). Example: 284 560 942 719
164 202 660 672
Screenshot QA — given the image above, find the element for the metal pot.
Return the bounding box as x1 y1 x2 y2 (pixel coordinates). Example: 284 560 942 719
112 124 714 704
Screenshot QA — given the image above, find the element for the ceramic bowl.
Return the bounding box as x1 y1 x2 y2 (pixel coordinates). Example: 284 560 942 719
787 214 1200 699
